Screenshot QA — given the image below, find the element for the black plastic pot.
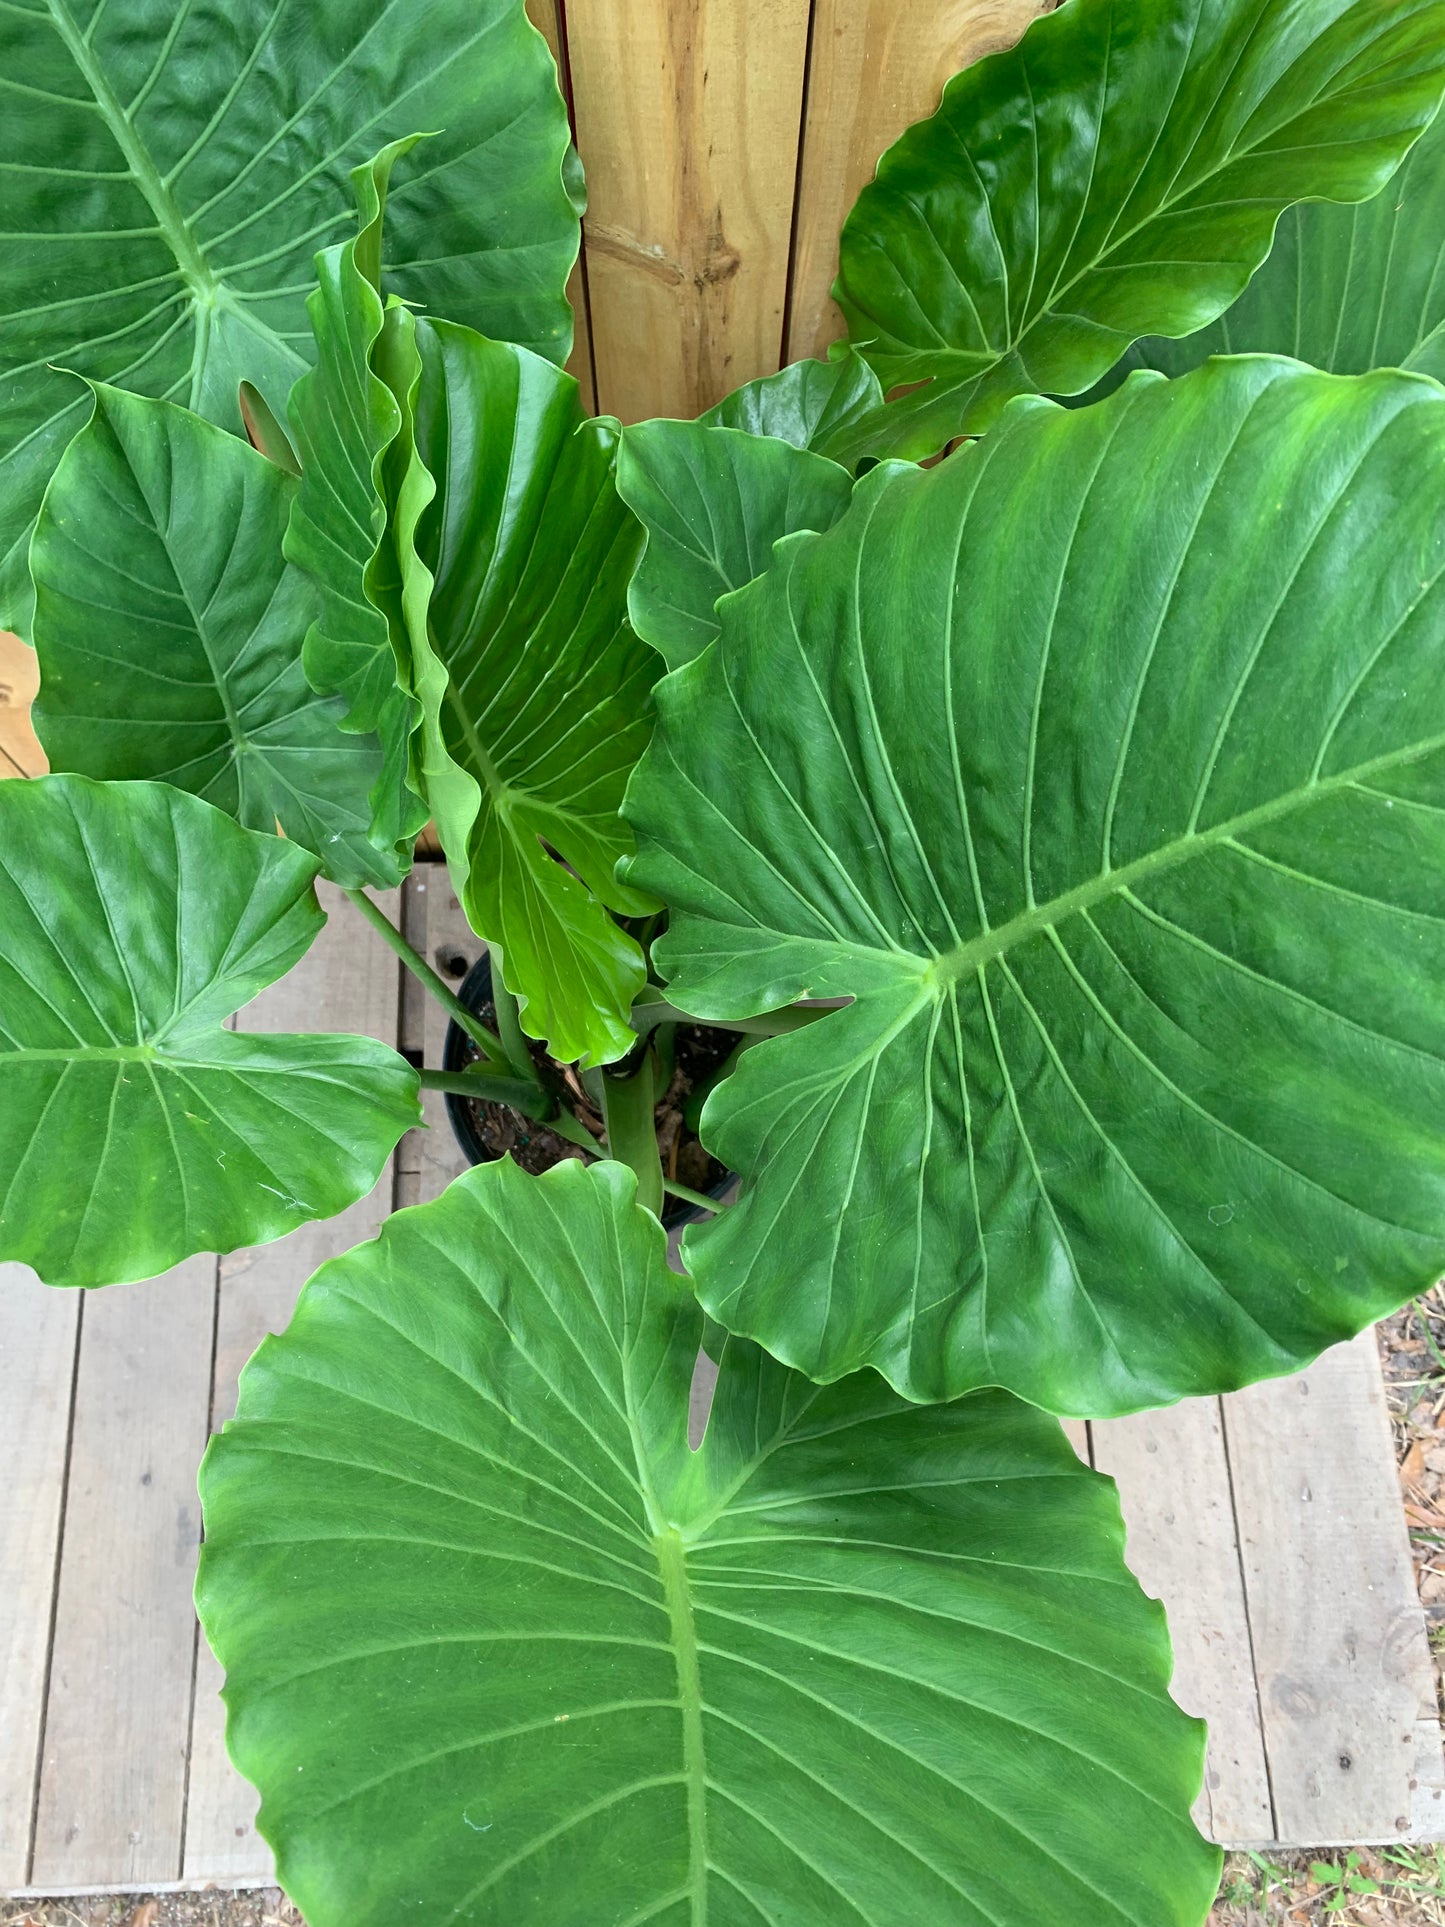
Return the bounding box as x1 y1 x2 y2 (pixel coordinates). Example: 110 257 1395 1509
442 953 734 1230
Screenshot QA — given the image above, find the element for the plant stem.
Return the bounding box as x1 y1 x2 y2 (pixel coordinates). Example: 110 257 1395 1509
601 1061 664 1218
630 997 838 1038
416 1070 602 1154
343 888 508 1069
418 1067 553 1111
662 1178 730 1214
487 947 545 1087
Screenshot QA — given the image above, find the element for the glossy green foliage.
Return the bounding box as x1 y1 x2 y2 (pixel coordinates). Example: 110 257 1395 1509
618 422 856 670
0 0 578 633
699 351 885 455
405 318 656 1068
0 776 418 1287
625 359 1445 1414
1112 102 1445 384
832 0 1445 460
283 143 430 882
29 385 397 887
198 1158 1218 1927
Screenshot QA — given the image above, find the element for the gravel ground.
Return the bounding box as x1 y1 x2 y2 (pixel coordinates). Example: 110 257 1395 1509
8 1291 1444 1927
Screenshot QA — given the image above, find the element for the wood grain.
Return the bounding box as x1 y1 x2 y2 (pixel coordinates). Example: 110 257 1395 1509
563 0 813 421
181 885 402 1882
0 1268 80 1886
1225 1335 1440 1845
29 1258 217 1887
0 630 43 779
1093 1399 1274 1846
524 0 599 414
786 0 1054 362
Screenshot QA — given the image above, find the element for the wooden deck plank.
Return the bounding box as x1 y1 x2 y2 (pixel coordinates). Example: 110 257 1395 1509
0 632 44 779
1093 1400 1275 1846
563 0 813 420
412 874 480 1206
785 0 1052 362
0 1269 80 1887
29 1257 217 1888
1225 1334 1444 1846
182 885 402 1883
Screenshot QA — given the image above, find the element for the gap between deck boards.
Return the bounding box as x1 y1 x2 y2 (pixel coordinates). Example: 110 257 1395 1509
1 868 1441 1896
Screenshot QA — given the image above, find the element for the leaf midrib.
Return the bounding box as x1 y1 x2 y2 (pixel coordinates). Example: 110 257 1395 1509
656 1528 708 1927
44 0 216 300
932 727 1445 985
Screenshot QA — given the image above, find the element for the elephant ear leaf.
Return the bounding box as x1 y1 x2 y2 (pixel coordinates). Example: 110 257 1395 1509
624 357 1445 1416
831 0 1445 461
0 0 579 635
30 385 402 889
198 1157 1219 1927
283 141 431 877
617 421 858 671
400 318 655 1069
1111 102 1445 386
0 775 418 1289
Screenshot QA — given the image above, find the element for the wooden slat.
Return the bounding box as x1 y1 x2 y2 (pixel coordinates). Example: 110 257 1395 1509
182 884 402 1882
1093 1400 1274 1846
0 630 43 779
564 0 813 421
414 875 482 1206
29 1257 217 1888
0 1268 80 1886
524 0 599 415
1225 1334 1441 1845
785 0 1053 363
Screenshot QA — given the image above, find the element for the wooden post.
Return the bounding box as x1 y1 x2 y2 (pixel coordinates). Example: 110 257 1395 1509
560 0 814 422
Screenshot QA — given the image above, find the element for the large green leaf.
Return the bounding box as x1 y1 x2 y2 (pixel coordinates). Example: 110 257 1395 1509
405 317 656 1068
283 143 434 880
0 0 578 632
830 0 1445 462
624 358 1445 1415
30 383 400 888
699 351 885 456
1109 101 1445 385
618 422 856 671
198 1157 1218 1927
0 774 418 1288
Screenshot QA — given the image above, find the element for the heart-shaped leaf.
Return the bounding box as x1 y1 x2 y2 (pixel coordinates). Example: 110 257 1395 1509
0 775 418 1288
30 383 401 888
0 0 578 632
1109 100 1445 385
625 358 1445 1414
831 0 1445 462
401 317 655 1068
618 422 857 670
198 1157 1219 1927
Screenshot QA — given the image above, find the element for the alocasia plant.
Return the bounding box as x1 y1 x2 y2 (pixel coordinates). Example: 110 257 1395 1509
3 0 1445 1920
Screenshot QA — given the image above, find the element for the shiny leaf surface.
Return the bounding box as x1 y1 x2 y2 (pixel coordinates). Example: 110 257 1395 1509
625 359 1445 1413
31 385 396 887
1110 102 1445 385
406 319 654 1068
0 0 578 631
618 421 857 670
199 1157 1218 1927
832 0 1445 460
0 775 417 1287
